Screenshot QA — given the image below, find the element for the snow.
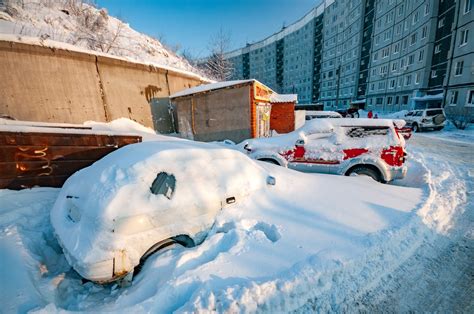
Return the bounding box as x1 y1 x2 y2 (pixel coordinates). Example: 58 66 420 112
0 118 471 312
0 117 171 142
0 0 208 80
170 80 255 98
270 93 297 103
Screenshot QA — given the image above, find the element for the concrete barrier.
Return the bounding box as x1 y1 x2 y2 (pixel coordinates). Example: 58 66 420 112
0 40 206 128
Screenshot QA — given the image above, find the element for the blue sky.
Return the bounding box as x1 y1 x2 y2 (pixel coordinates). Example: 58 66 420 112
96 0 319 58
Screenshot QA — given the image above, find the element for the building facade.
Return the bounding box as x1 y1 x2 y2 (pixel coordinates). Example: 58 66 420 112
224 0 474 121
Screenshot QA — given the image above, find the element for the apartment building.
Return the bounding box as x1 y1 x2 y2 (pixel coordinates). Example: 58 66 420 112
224 0 474 120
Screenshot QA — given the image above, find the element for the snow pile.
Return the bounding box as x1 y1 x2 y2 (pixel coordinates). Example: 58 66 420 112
0 0 206 78
0 117 179 142
0 124 470 312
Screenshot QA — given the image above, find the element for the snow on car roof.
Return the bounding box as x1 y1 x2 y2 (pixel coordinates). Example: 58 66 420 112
170 80 256 98
306 111 341 116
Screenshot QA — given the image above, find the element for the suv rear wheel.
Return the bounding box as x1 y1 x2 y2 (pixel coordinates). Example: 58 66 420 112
412 123 420 132
346 165 384 183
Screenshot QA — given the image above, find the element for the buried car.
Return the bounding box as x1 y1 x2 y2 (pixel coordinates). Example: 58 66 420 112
238 118 408 183
51 140 275 283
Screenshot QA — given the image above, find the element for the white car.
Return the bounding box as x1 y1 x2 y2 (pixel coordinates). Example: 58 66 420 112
238 118 408 183
51 140 275 283
404 108 446 132
305 111 342 120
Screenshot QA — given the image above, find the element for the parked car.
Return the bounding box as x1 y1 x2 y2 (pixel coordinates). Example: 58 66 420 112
306 111 342 120
336 108 360 118
404 108 446 132
51 140 276 283
238 118 408 183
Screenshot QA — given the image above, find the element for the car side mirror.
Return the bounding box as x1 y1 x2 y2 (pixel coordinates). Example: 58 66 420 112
295 138 306 147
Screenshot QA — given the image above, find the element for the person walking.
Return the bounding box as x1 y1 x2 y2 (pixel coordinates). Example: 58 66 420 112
368 110 373 119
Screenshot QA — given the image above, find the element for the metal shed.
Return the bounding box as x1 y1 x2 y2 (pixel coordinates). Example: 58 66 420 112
170 79 295 143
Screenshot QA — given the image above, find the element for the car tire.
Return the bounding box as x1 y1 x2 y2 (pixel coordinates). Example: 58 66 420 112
433 114 446 125
134 238 183 276
258 158 280 166
412 123 420 132
352 112 360 118
346 165 384 183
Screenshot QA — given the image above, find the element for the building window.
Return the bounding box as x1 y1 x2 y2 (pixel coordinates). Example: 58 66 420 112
376 97 384 105
373 52 378 61
405 75 412 86
413 11 419 24
389 79 396 89
392 62 397 72
455 61 464 76
402 96 409 105
415 72 420 84
424 4 430 15
464 0 472 14
398 4 404 16
421 26 428 39
460 29 469 46
438 18 445 28
408 54 415 65
394 42 400 54
419 49 425 62
431 70 437 78
434 44 441 54
449 91 458 106
410 33 417 45
467 90 474 106
387 96 393 105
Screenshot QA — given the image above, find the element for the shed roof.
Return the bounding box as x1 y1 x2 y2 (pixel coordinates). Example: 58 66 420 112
170 79 256 98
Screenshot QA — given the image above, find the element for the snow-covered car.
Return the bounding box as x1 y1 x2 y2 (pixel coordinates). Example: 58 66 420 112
51 140 275 283
404 108 446 132
305 111 342 120
238 118 408 183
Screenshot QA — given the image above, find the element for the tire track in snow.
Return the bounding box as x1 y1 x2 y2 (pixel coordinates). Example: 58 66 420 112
346 135 474 312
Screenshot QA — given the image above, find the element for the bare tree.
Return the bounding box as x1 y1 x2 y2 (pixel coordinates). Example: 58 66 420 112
203 27 233 81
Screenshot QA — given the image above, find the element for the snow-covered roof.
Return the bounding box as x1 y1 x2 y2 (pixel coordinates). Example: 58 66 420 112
351 99 366 104
412 93 444 101
170 80 255 98
270 94 298 103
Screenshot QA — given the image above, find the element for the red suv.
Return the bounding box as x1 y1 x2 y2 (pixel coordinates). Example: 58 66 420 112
239 119 409 183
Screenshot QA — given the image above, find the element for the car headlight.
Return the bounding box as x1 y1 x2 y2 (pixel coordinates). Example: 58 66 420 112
113 214 155 235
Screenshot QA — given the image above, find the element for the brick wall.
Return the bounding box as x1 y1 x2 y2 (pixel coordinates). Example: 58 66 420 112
270 102 295 134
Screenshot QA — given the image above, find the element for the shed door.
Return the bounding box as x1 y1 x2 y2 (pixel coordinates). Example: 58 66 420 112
256 103 271 138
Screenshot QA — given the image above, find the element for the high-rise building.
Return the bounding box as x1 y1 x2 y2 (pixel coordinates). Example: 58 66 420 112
224 0 474 121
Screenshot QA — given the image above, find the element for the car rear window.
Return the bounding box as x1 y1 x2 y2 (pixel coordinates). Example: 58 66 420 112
345 126 389 138
426 109 443 116
150 172 176 199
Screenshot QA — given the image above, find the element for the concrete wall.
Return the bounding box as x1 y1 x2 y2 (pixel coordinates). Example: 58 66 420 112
0 40 206 128
173 85 252 143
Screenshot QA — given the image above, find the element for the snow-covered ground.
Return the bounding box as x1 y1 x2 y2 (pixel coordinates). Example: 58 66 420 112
0 0 206 78
0 120 472 312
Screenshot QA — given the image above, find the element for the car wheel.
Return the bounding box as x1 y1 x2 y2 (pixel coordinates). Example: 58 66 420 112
346 165 384 183
134 237 186 276
352 112 360 118
258 158 280 166
412 123 419 132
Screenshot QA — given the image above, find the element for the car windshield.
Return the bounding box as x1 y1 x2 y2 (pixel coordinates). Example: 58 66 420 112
426 109 443 116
